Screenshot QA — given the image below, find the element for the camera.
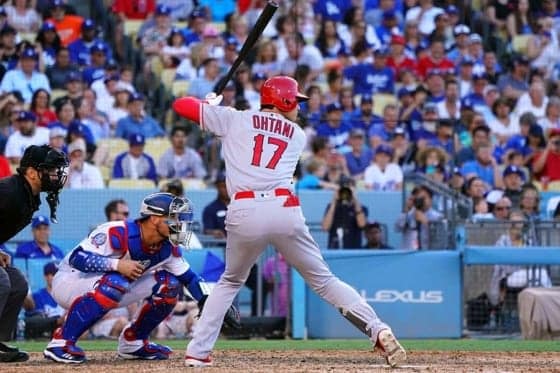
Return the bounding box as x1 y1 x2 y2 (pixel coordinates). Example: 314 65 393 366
414 196 425 209
338 176 354 202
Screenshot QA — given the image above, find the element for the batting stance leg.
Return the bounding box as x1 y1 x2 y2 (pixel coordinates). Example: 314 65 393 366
44 273 130 364
117 271 179 360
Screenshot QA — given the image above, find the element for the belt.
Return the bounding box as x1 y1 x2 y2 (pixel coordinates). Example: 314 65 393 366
234 188 292 200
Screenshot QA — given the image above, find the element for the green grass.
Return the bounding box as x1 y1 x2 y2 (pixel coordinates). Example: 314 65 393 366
13 339 560 353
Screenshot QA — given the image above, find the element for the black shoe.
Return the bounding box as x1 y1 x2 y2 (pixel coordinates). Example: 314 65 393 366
0 343 18 353
0 351 29 363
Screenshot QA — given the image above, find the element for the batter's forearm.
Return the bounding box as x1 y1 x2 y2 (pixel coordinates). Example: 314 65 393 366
173 97 202 123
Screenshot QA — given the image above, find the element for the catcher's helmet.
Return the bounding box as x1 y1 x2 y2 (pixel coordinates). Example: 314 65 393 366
140 192 194 246
260 76 309 112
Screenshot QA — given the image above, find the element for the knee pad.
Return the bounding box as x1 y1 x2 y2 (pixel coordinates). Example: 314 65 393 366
93 273 130 309
151 271 179 304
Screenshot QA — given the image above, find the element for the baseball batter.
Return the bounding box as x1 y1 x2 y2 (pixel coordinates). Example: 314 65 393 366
42 192 239 364
173 76 407 368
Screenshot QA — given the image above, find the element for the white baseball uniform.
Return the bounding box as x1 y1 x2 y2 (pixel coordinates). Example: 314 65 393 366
186 104 389 358
52 221 191 309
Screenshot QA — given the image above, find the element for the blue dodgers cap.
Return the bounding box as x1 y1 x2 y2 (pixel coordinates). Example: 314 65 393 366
51 0 64 7
446 5 459 14
21 48 38 59
41 21 56 32
103 73 120 83
326 102 343 113
375 144 394 156
16 110 36 122
361 94 373 104
452 166 463 176
43 262 58 275
382 9 396 19
32 215 50 228
90 42 107 54
155 4 171 15
190 8 206 19
82 19 95 30
128 92 145 103
503 165 525 179
66 71 82 83
397 87 413 98
128 133 145 146
225 37 239 47
252 72 266 81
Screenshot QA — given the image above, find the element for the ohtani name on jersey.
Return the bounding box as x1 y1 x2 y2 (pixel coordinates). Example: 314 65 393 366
252 115 295 139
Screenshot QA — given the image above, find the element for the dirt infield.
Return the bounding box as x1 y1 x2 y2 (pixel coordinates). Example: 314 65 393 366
4 350 560 372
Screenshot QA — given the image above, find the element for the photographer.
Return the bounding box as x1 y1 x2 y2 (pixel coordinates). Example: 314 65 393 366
321 178 368 249
395 185 443 250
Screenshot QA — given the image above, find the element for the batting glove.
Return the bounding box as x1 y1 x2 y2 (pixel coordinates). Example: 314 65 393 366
204 92 223 106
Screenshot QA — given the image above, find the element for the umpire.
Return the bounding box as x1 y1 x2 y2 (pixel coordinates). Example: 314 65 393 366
0 145 68 363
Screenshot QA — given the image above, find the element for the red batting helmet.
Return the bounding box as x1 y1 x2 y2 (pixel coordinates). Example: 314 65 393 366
260 76 309 112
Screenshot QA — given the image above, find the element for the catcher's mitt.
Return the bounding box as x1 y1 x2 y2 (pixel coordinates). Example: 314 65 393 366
198 295 242 330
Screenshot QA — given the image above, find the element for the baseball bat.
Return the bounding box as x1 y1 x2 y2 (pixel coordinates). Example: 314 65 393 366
214 1 278 94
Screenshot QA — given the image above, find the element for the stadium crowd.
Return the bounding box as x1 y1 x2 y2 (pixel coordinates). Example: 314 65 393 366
0 0 558 211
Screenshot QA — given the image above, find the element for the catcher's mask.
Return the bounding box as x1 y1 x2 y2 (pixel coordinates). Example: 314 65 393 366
140 192 194 247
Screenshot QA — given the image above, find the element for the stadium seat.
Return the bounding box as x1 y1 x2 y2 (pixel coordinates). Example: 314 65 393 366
372 93 398 116
160 68 177 90
19 32 37 42
50 89 68 103
124 20 143 38
144 137 170 162
93 138 129 168
172 80 190 97
546 181 560 191
158 178 207 191
511 35 531 56
108 178 157 189
99 165 111 184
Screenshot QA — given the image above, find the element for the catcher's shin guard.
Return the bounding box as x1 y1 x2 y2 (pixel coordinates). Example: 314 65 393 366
61 273 129 342
125 271 179 340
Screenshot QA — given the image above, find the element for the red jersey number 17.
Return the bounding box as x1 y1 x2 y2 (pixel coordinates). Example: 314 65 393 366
250 134 288 170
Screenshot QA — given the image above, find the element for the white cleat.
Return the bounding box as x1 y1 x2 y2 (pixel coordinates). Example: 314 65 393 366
185 355 213 367
375 329 407 368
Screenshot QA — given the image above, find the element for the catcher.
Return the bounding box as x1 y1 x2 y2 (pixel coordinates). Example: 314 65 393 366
43 192 240 364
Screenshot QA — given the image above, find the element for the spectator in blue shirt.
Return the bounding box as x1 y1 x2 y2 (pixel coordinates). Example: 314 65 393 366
315 102 353 151
182 8 207 46
68 19 113 67
296 159 339 191
115 92 165 139
350 94 382 136
81 42 108 86
375 10 400 45
23 262 65 339
428 119 455 155
187 57 220 99
345 128 374 179
202 173 229 240
0 48 50 103
14 216 64 260
343 47 395 95
462 143 498 187
313 0 352 22
369 103 399 148
112 133 157 184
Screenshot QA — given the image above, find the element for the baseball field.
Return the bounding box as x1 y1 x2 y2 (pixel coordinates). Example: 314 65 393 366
5 339 560 372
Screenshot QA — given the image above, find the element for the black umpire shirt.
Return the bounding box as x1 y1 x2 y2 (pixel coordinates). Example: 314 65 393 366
0 174 41 244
